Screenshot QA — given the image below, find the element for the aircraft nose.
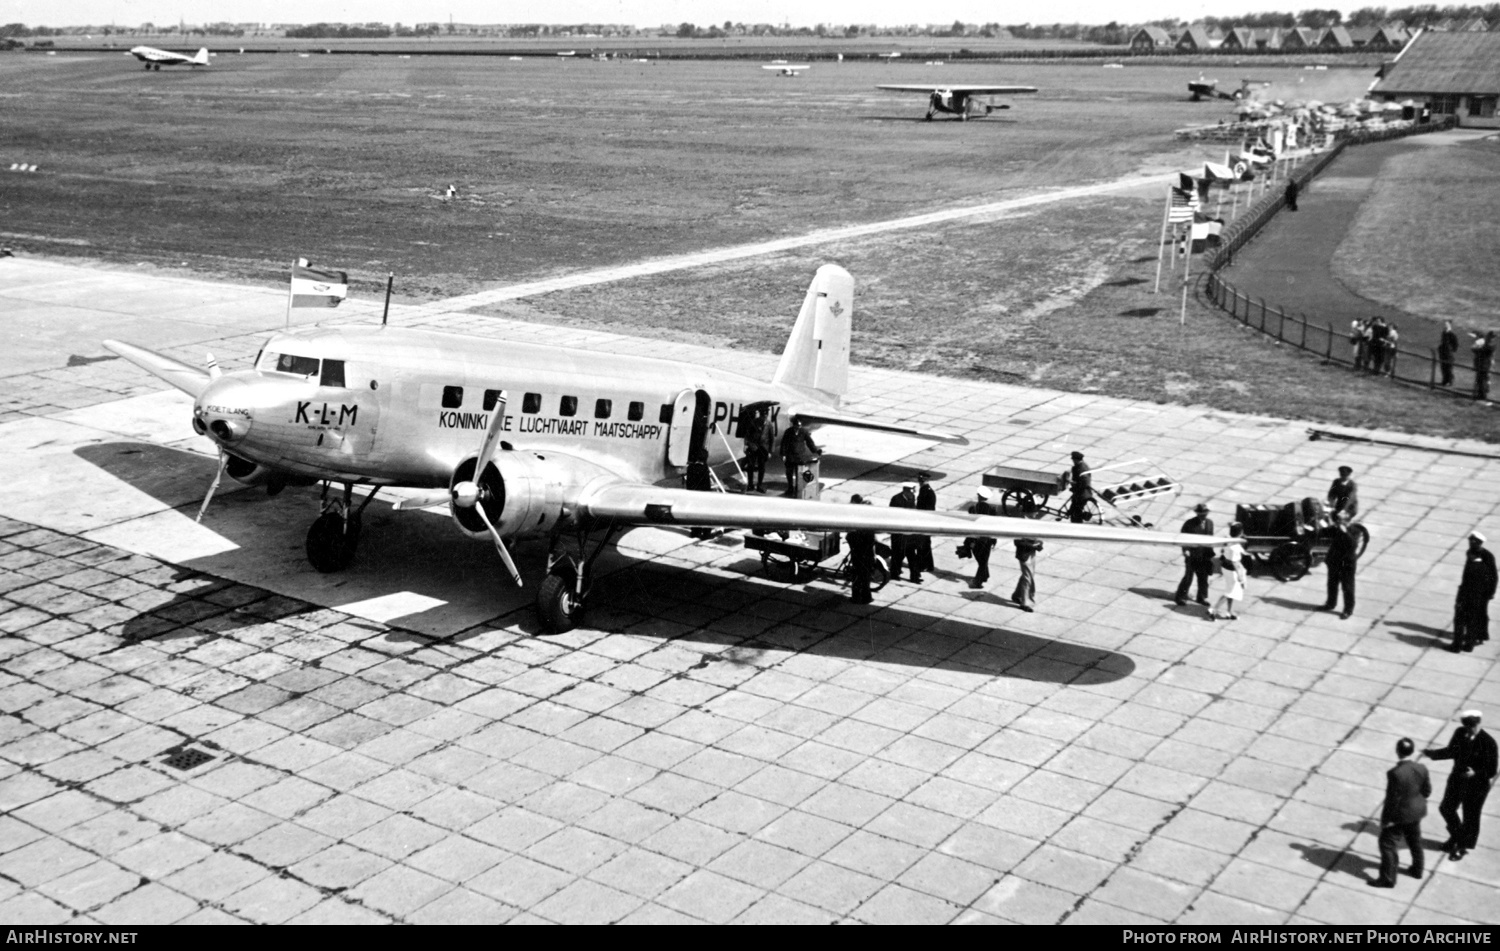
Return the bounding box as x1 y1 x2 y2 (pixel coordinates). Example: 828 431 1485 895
193 378 255 445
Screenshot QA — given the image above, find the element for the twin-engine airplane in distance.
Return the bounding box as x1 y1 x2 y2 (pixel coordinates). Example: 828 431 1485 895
106 265 1214 633
763 62 810 76
129 45 210 69
877 83 1038 120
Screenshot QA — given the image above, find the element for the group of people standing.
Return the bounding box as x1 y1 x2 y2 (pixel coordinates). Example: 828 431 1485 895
1352 317 1496 401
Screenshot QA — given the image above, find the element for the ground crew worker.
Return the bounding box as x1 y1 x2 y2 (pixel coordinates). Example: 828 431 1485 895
1453 531 1498 653
1012 537 1043 611
1323 514 1358 619
741 406 774 493
779 417 819 498
1066 451 1093 523
1174 503 1215 606
846 495 875 605
889 483 921 583
1327 465 1359 521
914 472 937 575
965 488 997 588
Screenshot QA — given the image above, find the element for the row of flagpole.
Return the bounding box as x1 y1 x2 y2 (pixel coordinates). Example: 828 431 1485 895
1153 140 1306 325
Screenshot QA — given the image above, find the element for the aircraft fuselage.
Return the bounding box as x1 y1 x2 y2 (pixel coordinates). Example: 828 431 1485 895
194 325 827 501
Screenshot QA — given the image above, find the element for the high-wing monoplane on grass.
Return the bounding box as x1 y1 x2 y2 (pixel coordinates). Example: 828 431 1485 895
106 265 1213 632
129 45 210 70
763 62 810 77
1187 76 1268 102
876 83 1038 121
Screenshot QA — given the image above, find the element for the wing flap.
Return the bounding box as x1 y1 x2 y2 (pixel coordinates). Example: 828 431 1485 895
582 484 1214 548
103 340 211 398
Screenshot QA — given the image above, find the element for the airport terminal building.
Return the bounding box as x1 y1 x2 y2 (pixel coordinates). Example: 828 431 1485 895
1373 30 1500 127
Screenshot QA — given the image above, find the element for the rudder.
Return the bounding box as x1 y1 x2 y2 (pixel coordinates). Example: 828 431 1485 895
772 264 852 399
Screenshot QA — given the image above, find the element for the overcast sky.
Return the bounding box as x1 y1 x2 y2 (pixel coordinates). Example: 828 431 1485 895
19 0 1351 28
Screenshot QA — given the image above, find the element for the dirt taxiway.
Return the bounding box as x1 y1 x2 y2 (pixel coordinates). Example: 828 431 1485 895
0 254 1497 924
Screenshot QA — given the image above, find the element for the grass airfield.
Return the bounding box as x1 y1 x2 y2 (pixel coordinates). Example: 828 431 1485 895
1 52 1500 927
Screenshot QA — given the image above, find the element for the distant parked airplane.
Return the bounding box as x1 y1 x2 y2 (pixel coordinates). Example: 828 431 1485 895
763 62 810 76
876 83 1038 121
1188 76 1269 102
130 45 209 70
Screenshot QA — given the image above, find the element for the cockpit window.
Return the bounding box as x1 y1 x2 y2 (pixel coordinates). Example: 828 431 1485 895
267 353 320 377
320 360 345 388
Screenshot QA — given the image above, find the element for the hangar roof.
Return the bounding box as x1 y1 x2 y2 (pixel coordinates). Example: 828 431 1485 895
1376 30 1500 94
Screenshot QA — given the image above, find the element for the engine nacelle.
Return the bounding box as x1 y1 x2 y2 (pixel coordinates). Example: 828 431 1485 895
224 453 277 487
449 450 619 541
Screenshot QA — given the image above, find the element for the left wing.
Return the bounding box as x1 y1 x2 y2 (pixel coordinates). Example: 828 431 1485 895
789 406 968 445
579 482 1216 549
876 84 1038 95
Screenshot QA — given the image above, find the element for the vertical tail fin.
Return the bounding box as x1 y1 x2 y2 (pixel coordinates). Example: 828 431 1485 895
772 264 852 400
192 48 209 65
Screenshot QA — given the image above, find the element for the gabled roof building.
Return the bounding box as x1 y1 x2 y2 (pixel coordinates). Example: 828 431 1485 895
1372 30 1500 127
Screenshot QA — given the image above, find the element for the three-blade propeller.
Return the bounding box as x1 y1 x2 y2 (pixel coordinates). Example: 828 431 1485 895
394 392 523 587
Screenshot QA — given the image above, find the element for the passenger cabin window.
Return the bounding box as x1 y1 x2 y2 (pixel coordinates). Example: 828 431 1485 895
594 399 612 419
628 401 644 422
522 392 542 414
658 404 673 424
271 353 320 377
442 386 464 409
560 396 578 417
320 360 345 388
483 389 504 411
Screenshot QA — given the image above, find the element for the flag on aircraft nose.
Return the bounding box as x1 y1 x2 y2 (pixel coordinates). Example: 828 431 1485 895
1168 186 1197 223
291 262 348 308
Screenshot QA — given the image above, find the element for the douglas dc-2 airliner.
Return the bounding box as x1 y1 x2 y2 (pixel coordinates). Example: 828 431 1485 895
106 265 1213 632
877 83 1038 120
129 45 210 70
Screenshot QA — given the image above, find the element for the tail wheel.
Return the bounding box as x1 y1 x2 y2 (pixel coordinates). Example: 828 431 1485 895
1350 524 1370 558
538 573 581 633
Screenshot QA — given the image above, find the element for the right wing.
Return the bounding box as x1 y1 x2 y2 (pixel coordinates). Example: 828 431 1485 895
579 481 1217 549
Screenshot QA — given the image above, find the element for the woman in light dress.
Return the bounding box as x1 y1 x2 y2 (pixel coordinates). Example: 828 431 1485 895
1210 522 1247 620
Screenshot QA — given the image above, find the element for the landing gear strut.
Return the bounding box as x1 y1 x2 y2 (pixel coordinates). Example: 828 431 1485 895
538 521 619 633
306 483 379 573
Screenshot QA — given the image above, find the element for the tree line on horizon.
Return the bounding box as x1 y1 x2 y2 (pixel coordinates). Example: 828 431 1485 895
4 4 1498 40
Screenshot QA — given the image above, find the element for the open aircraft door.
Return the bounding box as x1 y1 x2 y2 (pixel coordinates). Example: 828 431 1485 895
666 387 711 468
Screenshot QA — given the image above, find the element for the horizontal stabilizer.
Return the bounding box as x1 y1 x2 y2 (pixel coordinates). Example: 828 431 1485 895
102 340 211 398
790 407 968 445
582 482 1213 548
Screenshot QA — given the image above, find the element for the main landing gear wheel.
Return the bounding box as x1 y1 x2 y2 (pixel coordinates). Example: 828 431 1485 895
307 512 361 573
538 573 582 633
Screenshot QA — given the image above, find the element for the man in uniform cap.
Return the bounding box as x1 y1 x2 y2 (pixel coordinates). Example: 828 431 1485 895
1453 531 1497 652
1066 451 1094 524
1174 503 1216 606
965 488 997 588
913 472 937 576
889 483 921 583
1327 465 1359 521
1423 711 1498 860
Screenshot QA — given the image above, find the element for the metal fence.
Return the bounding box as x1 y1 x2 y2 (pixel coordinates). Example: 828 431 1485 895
1199 117 1489 400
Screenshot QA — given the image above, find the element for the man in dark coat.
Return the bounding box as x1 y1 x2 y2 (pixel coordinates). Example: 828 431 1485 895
1327 465 1359 521
845 495 875 605
1012 537 1043 612
779 417 820 498
1453 531 1498 652
1066 451 1093 524
1285 178 1299 212
966 488 997 588
1174 503 1216 606
889 483 921 583
741 407 775 493
1371 737 1430 887
1438 321 1459 387
1423 711 1498 860
1323 515 1358 620
914 472 937 575
1473 331 1496 401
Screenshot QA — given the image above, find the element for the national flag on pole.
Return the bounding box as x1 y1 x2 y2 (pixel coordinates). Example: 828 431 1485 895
1190 215 1223 253
1179 172 1206 205
1168 187 1196 224
1203 161 1236 187
291 261 348 308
